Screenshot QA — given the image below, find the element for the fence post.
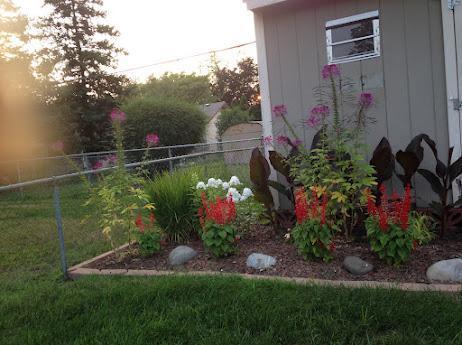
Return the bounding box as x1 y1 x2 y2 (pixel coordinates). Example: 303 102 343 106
16 161 24 197
168 148 173 174
53 181 69 280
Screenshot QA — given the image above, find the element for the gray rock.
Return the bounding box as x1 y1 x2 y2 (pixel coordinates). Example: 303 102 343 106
168 246 197 266
426 258 462 283
343 256 374 276
246 253 276 270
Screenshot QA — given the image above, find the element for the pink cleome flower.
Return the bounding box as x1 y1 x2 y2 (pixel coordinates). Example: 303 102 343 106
50 140 64 152
110 108 126 122
359 92 374 108
145 133 160 146
272 104 288 118
310 105 330 118
93 160 104 170
305 115 321 128
276 135 289 145
322 64 341 80
263 136 273 146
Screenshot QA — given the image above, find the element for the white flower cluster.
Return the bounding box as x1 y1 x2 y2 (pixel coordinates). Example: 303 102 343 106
196 176 253 203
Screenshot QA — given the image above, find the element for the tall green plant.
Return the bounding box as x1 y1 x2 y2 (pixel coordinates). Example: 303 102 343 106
290 65 377 238
146 169 199 242
51 108 154 255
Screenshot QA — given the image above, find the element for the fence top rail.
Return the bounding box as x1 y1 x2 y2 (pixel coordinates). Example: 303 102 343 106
0 137 262 164
0 145 259 192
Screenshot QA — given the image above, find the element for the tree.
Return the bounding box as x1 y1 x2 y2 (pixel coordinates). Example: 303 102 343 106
0 0 39 164
35 0 128 151
210 57 261 120
216 106 250 138
139 72 215 105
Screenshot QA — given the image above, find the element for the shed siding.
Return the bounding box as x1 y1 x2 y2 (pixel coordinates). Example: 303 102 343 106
262 0 448 204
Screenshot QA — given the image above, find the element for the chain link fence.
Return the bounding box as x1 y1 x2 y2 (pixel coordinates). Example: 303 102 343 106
0 138 261 280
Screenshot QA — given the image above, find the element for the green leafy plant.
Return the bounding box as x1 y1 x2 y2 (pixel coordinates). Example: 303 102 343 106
290 65 377 238
52 109 154 255
417 146 462 237
134 213 162 257
290 188 335 262
365 185 415 265
199 194 238 257
145 168 199 243
408 212 435 245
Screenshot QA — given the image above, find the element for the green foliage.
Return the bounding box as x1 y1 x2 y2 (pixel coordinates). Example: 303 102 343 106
293 144 376 238
35 0 128 151
138 72 215 105
201 223 237 257
211 57 261 119
365 217 415 266
122 96 207 149
146 169 199 243
291 220 334 262
409 212 435 246
216 105 250 137
83 120 154 253
137 230 162 257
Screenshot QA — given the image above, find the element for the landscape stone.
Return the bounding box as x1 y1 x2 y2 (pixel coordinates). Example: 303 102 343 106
343 256 374 276
426 258 462 283
168 246 197 266
246 253 276 270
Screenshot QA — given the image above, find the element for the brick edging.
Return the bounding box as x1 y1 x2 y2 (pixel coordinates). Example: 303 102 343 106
68 247 462 293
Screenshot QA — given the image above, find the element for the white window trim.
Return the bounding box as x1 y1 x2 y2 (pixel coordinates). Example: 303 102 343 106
326 11 380 64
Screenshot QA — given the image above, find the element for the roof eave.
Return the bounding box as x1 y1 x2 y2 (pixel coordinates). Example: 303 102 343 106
244 0 289 11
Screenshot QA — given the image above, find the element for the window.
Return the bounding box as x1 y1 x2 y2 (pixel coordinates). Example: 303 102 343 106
326 10 380 64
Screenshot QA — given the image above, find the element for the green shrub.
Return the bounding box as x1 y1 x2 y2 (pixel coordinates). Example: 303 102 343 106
201 222 237 257
122 96 207 149
146 169 198 243
137 231 162 257
216 106 250 137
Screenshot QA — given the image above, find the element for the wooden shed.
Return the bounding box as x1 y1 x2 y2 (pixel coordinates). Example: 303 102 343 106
245 0 462 204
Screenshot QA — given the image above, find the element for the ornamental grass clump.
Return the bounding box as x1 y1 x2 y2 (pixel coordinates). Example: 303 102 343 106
199 193 238 257
365 184 415 265
291 187 335 262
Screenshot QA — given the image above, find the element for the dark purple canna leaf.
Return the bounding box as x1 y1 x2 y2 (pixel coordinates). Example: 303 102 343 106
417 168 444 199
269 151 291 182
370 137 395 185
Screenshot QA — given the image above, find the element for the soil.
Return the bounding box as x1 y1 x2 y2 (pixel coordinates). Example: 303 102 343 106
85 225 462 284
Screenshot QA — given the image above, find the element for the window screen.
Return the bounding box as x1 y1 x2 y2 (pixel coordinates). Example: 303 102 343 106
326 11 380 64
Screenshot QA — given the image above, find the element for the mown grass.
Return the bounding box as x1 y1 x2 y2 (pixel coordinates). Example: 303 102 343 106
1 166 462 345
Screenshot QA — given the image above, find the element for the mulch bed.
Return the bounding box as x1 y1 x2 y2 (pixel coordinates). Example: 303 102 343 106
86 225 462 284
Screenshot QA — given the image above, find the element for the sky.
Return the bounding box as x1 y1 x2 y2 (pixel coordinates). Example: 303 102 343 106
13 0 257 81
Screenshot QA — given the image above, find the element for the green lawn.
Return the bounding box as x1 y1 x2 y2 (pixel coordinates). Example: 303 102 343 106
1 176 462 345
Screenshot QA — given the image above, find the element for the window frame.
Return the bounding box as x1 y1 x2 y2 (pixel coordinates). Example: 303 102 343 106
326 10 380 64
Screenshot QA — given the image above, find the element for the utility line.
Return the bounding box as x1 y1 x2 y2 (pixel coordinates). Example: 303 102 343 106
115 41 256 74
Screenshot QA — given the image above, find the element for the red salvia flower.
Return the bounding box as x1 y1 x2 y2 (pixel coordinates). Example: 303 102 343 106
199 195 236 226
135 213 145 233
368 184 412 232
149 212 155 225
295 188 309 224
321 193 328 225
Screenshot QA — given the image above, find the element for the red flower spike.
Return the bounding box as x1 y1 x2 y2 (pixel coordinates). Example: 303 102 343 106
321 193 328 225
295 188 309 224
149 212 155 225
135 213 145 233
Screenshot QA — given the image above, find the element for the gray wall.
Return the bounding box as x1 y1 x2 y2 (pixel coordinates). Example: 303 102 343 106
261 0 448 204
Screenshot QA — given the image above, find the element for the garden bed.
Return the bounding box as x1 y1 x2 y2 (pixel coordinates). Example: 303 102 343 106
83 225 462 284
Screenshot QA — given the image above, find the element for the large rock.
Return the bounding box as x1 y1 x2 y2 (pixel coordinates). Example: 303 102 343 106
343 256 374 276
168 246 197 266
426 258 462 283
246 253 276 270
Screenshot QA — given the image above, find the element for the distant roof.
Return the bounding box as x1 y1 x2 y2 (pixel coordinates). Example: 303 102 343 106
199 101 227 122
